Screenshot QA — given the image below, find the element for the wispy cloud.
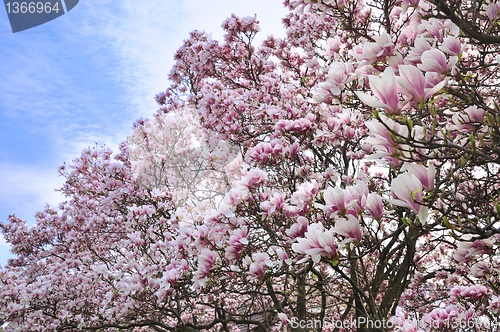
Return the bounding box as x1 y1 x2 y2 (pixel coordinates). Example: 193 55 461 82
79 0 287 120
0 0 289 266
0 162 65 222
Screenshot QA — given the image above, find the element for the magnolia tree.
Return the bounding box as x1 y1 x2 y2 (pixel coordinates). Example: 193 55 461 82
1 0 500 331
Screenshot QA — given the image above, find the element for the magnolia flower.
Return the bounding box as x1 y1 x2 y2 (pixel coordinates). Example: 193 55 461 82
418 49 457 74
403 163 435 191
366 192 384 220
249 262 264 278
323 62 356 95
225 227 249 261
365 114 410 166
246 168 267 187
274 247 292 266
286 216 309 238
405 38 432 64
419 18 447 42
245 142 273 163
311 62 355 103
357 67 401 115
290 181 319 210
397 65 446 105
260 193 284 216
223 186 250 207
127 231 145 246
439 36 461 56
470 261 490 278
323 186 345 214
421 305 473 330
356 32 394 63
453 239 494 262
193 249 220 289
465 105 486 122
225 153 243 174
448 106 486 132
490 296 500 313
292 223 337 263
401 0 420 14
487 1 500 21
334 215 363 243
344 181 369 216
389 173 429 224
450 285 488 300
277 312 288 325
248 252 273 278
323 36 341 57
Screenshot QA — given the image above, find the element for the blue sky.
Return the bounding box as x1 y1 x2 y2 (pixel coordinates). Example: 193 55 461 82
0 0 287 265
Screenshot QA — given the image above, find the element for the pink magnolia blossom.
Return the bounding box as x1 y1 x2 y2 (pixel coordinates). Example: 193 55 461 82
314 62 356 99
450 284 488 300
439 36 462 56
402 163 435 191
248 262 264 278
194 249 220 289
486 1 500 21
292 223 338 263
290 180 319 210
453 239 494 262
448 106 486 132
421 305 474 330
246 168 267 187
248 252 273 278
490 296 500 313
344 181 369 216
470 261 490 278
334 215 363 243
419 18 448 42
355 32 394 63
225 227 249 262
322 36 341 58
366 192 384 220
465 105 486 122
397 65 446 105
286 216 309 238
260 192 284 216
389 173 429 224
223 185 250 207
277 312 289 325
274 247 292 266
4 2 500 330
365 114 409 166
224 153 244 174
405 38 432 64
323 186 345 215
417 49 457 74
357 67 401 115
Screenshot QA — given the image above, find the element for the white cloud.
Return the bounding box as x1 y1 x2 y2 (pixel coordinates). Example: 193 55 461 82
79 0 288 119
0 0 290 220
0 162 65 223
0 1 290 267
0 162 64 265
